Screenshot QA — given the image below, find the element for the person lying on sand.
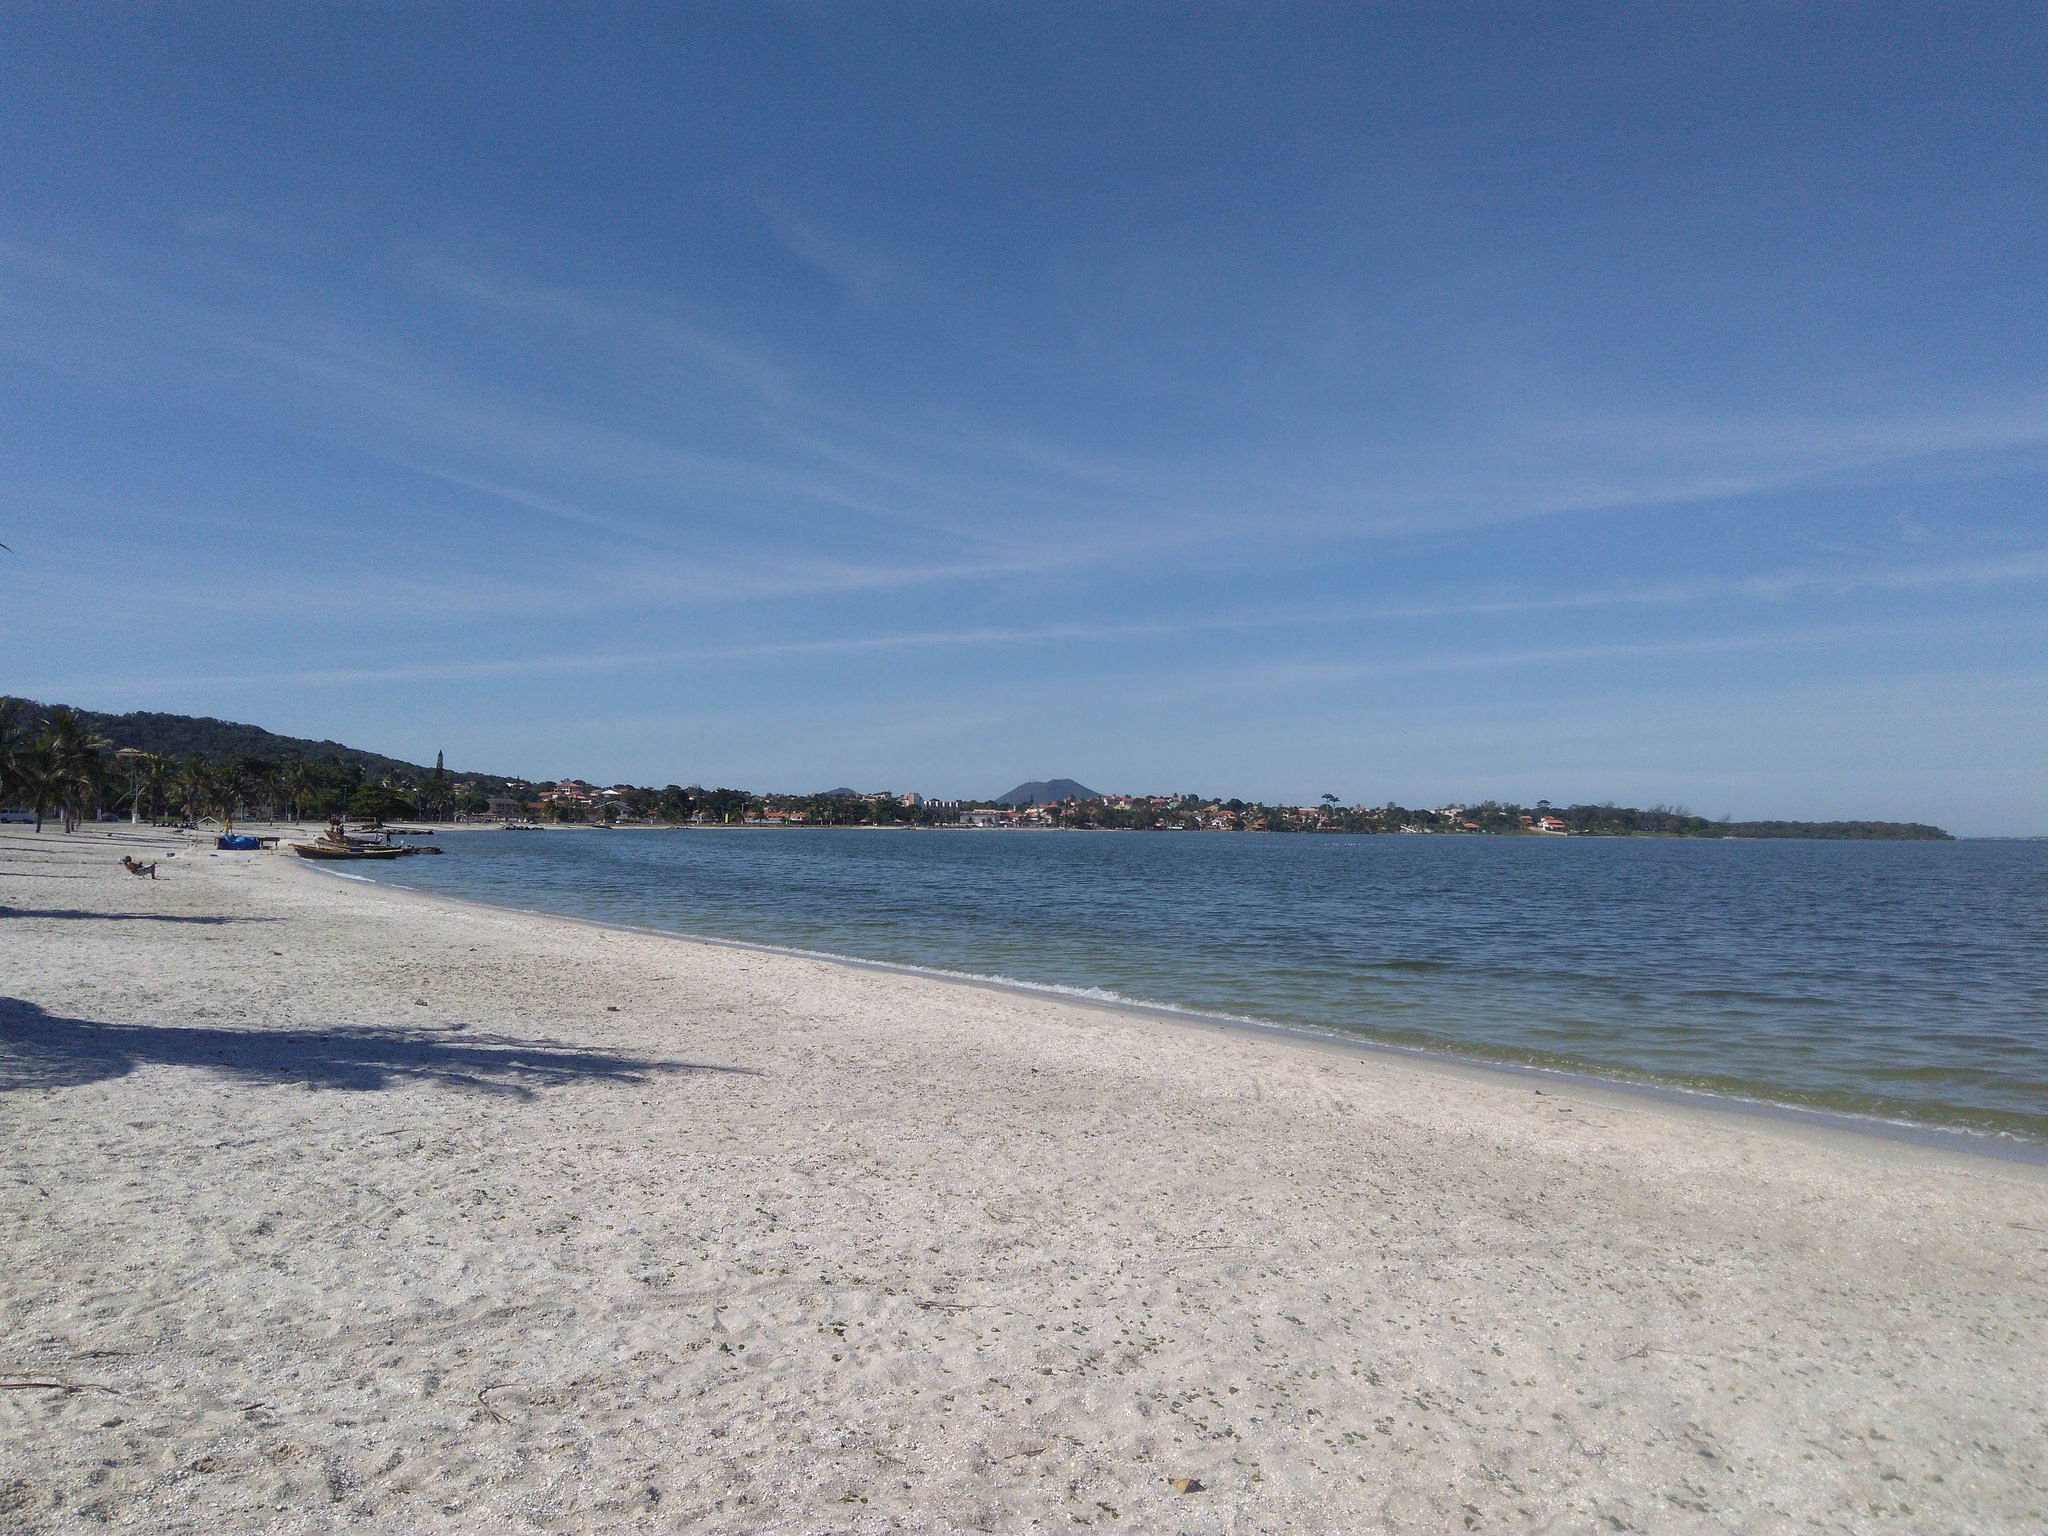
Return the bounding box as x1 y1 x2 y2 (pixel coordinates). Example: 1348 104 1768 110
119 856 158 879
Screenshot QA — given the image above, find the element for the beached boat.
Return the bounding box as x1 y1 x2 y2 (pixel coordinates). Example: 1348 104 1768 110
290 842 411 861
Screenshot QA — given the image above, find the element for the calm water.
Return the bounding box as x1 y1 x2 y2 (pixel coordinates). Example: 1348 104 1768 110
359 829 2048 1146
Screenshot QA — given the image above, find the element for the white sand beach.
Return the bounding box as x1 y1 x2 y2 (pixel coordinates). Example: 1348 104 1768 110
3 825 2046 1535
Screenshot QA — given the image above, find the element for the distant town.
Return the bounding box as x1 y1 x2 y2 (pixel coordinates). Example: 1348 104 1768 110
0 699 1952 840
461 779 1947 839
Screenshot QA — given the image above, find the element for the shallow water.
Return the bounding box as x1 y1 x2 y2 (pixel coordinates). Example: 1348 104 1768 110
363 829 2048 1145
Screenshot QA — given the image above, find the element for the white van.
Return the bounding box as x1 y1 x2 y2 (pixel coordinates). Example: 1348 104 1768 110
0 809 36 824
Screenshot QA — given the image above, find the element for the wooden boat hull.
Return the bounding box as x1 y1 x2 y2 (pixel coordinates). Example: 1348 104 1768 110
291 843 410 861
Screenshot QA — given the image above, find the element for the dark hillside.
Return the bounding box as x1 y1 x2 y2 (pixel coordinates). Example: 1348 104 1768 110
5 698 513 788
996 778 1102 806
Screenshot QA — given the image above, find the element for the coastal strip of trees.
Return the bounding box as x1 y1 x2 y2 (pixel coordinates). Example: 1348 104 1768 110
0 697 1952 838
977 795 1952 839
0 697 493 830
533 790 1952 839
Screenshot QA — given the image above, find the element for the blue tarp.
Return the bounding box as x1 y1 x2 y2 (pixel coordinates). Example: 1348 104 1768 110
216 834 263 850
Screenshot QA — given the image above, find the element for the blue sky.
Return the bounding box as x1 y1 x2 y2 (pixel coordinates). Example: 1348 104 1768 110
3 4 2045 831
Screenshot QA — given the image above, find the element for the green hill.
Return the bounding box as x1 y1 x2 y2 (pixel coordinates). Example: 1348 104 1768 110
5 698 513 789
995 778 1103 806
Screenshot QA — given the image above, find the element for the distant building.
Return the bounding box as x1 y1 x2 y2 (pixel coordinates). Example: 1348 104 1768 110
484 796 523 818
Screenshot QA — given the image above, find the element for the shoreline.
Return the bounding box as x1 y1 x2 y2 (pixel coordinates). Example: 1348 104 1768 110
405 819 1972 840
315 852 2048 1173
7 825 2048 1533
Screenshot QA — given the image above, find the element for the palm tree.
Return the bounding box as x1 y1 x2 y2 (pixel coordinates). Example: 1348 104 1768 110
232 755 281 823
12 740 64 831
415 768 453 822
175 757 222 825
35 708 108 832
123 752 174 824
275 760 316 824
212 759 253 834
0 696 25 811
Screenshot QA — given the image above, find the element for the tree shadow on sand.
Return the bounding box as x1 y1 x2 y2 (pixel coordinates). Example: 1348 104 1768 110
1 906 274 923
0 998 751 1097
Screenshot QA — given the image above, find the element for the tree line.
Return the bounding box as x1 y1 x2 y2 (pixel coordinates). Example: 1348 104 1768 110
521 789 1950 838
0 697 481 830
521 788 961 826
0 696 1951 839
1032 795 1950 838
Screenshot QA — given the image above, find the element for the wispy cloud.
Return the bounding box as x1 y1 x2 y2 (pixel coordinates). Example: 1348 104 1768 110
234 249 2048 566
29 621 1200 695
12 238 2048 601
21 519 2048 697
1347 547 2048 623
751 196 899 309
1193 623 1911 696
48 544 2041 697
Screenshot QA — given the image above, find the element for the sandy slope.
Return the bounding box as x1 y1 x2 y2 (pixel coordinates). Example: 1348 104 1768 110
2 825 2045 1536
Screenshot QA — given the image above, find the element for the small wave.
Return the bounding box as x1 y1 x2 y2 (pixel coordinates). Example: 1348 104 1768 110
353 847 2048 1160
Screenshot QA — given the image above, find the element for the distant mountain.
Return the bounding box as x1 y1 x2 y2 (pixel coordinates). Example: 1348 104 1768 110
3 697 514 788
995 778 1102 807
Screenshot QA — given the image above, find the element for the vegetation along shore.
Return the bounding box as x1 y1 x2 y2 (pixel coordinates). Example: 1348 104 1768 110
2 697 1951 838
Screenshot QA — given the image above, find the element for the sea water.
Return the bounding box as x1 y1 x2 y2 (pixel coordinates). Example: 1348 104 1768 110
362 829 2048 1147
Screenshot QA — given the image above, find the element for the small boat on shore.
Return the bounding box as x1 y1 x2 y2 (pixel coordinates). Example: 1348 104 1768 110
292 819 441 858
